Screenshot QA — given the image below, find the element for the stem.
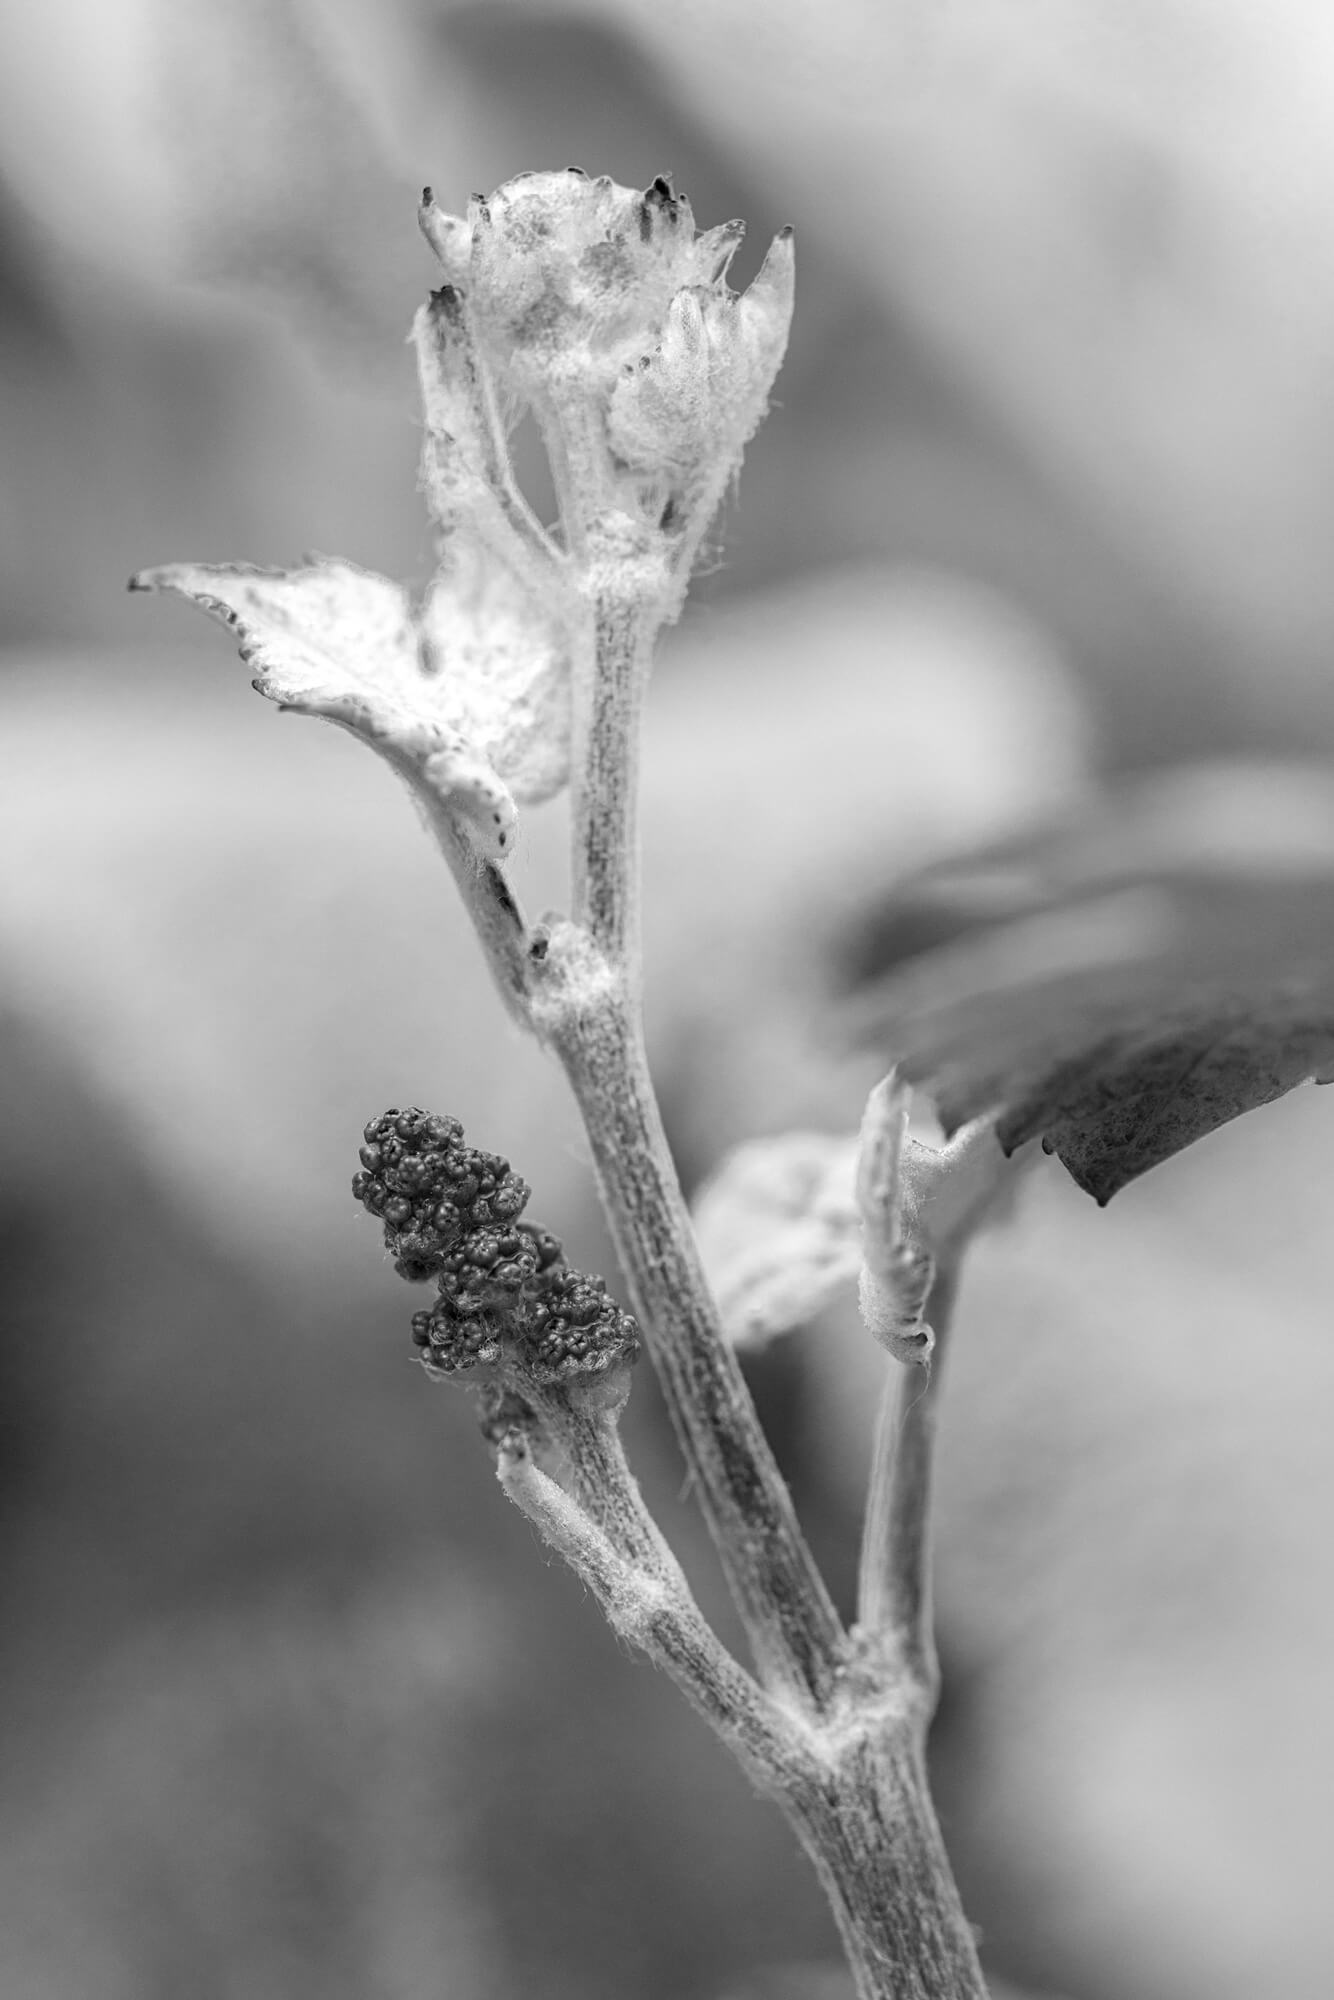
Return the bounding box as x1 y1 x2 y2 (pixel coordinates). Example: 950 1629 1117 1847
790 1728 989 2000
416 784 533 1029
570 578 655 968
857 1264 959 1695
538 388 617 557
536 932 845 1710
544 1390 676 1576
536 542 846 1710
495 1427 814 1793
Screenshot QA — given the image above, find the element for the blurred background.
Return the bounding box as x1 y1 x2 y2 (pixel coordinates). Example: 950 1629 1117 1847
2 3 1334 1996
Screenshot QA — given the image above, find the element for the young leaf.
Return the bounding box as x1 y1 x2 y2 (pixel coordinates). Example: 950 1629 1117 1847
844 762 1334 1202
691 1083 1010 1354
691 1130 863 1349
130 543 570 861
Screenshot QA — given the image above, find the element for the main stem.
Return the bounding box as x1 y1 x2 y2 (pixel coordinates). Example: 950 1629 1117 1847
790 1728 988 2000
539 565 845 1708
531 524 986 1991
544 946 845 1708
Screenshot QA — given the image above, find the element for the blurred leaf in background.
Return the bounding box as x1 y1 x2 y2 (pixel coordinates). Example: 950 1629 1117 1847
843 762 1334 1200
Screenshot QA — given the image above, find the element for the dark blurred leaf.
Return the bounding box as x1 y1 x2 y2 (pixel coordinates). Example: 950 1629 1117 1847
844 763 1334 1202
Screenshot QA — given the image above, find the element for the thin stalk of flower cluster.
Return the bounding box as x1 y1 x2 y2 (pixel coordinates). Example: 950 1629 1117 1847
540 385 619 548
495 1426 817 1793
545 1391 679 1576
857 1263 960 1695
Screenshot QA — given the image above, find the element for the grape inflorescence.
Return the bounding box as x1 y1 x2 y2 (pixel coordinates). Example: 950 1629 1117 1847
353 1107 640 1388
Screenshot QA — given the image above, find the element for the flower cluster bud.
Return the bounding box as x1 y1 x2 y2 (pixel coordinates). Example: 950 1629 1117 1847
417 168 794 589
354 1107 640 1400
353 1108 530 1282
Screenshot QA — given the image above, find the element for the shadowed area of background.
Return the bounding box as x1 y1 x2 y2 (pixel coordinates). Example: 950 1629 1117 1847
2 5 1333 1997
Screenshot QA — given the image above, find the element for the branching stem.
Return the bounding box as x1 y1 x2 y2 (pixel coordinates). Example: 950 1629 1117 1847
495 1427 815 1792
544 1390 676 1577
536 938 845 1709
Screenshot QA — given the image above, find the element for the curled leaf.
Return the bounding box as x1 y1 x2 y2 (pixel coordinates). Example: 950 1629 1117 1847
692 1086 1012 1354
130 543 570 859
855 1073 1014 1363
855 1076 936 1365
607 231 794 536
844 762 1334 1202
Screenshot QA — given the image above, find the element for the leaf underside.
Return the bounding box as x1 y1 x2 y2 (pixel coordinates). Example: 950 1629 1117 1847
847 764 1334 1202
993 1006 1334 1203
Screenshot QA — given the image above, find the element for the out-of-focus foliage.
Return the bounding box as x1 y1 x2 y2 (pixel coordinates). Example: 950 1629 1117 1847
692 1129 865 1350
846 764 1334 1200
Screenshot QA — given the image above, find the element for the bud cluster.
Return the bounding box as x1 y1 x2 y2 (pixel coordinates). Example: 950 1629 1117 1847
417 168 794 596
353 1108 640 1393
354 1108 531 1282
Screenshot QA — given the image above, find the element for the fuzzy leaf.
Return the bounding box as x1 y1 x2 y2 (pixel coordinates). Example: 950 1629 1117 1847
692 1085 1011 1354
845 762 1334 1202
692 1132 863 1349
130 547 570 859
607 231 794 491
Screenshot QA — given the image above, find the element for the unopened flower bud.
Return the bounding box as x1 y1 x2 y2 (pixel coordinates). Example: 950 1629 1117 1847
607 229 794 535
418 186 471 286
450 170 715 399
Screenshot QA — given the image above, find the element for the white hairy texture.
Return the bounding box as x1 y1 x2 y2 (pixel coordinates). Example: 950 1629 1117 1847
450 170 736 395
132 548 570 858
607 233 794 487
855 1073 937 1366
